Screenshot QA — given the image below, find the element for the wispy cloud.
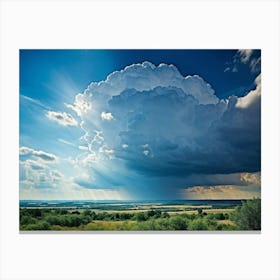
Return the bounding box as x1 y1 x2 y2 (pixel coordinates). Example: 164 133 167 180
224 49 261 73
20 95 50 110
58 138 76 147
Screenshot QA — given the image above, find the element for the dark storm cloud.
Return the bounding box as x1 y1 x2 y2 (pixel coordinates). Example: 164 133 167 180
69 62 261 180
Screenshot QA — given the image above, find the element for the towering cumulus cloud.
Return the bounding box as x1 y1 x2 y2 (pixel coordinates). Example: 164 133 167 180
68 62 261 199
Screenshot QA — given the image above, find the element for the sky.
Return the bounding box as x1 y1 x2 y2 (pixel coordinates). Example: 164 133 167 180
19 49 261 200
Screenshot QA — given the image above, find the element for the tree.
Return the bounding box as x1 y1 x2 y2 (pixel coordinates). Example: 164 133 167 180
135 212 147 222
189 219 208 230
169 216 188 230
230 198 261 230
83 209 92 216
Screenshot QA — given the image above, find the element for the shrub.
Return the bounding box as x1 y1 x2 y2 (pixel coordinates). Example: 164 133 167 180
25 221 51 230
169 216 188 230
189 219 208 230
20 215 37 225
135 212 147 222
230 198 261 230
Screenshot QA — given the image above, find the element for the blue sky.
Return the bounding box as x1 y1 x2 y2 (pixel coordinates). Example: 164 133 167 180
19 50 261 200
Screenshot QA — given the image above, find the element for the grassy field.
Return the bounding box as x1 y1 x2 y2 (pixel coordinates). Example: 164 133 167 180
20 206 236 231
19 198 261 231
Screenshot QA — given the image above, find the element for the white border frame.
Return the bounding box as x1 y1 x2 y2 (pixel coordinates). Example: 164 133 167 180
1 1 280 279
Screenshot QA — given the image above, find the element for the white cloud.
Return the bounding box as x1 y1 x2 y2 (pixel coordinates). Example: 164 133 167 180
236 74 261 108
78 145 88 151
237 49 253 63
46 111 78 126
19 156 129 200
101 111 114 121
65 93 91 116
143 150 150 156
19 146 57 162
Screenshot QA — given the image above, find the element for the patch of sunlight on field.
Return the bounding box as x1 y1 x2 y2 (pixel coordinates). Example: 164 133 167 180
217 219 235 226
82 220 137 230
168 208 235 215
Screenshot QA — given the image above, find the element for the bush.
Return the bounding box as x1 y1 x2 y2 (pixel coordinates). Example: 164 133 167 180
20 215 37 225
230 198 261 230
169 216 188 230
215 213 226 220
25 221 51 230
135 212 147 222
189 219 208 230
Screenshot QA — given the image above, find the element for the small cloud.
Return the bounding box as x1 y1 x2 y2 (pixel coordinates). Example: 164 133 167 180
46 111 78 126
122 144 129 149
101 111 114 121
78 145 88 151
19 146 57 162
143 150 150 156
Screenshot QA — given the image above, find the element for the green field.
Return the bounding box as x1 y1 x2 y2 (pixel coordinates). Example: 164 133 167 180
19 198 261 231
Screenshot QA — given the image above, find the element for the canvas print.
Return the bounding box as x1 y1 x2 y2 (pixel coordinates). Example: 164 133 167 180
19 50 261 231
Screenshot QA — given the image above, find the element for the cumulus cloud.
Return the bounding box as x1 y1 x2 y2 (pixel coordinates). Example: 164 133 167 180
64 61 261 198
19 146 57 162
236 74 261 108
46 111 78 126
68 62 260 178
65 94 91 116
